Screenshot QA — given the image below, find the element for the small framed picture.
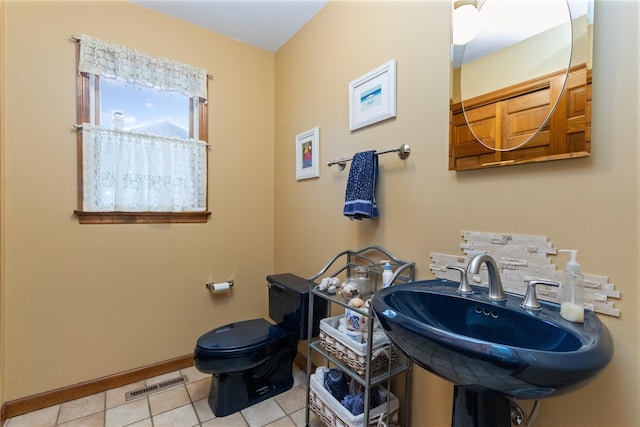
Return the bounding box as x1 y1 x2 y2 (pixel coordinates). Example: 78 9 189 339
295 127 320 180
349 59 397 131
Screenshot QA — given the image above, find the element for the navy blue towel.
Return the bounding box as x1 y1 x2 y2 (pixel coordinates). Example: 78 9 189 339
343 150 379 220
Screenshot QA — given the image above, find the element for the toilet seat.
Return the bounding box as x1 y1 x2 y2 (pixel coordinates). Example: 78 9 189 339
194 318 293 375
196 318 286 355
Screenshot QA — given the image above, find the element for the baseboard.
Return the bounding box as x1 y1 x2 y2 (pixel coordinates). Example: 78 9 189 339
1 354 194 423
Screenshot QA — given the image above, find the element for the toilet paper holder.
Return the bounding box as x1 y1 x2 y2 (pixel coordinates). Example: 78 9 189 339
205 280 234 292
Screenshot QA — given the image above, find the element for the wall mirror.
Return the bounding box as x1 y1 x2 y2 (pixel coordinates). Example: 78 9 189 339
449 0 594 170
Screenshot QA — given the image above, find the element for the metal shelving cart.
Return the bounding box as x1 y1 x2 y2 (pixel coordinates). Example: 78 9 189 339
305 246 415 427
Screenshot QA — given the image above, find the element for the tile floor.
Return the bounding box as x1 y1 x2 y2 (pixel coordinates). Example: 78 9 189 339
3 365 324 427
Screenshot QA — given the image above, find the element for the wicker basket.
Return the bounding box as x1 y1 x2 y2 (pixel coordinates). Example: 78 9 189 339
319 316 396 376
309 370 400 427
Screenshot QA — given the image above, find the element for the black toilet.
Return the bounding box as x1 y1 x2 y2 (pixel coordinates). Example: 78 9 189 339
194 273 327 416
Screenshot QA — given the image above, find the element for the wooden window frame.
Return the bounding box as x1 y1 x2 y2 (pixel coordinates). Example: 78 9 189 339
74 46 211 224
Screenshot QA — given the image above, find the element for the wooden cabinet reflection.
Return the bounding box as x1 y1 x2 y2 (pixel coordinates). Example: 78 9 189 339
449 64 591 170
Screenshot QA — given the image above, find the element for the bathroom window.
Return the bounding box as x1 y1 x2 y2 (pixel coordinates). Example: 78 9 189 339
74 34 210 224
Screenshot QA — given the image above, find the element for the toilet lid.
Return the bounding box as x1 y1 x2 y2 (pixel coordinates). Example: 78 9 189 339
196 318 284 355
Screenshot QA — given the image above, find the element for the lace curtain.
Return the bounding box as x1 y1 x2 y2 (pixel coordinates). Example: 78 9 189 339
78 34 207 99
77 35 208 213
82 124 207 212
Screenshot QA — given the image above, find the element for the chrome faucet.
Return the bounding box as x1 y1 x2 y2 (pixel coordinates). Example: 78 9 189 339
521 279 560 310
446 265 473 295
467 253 507 301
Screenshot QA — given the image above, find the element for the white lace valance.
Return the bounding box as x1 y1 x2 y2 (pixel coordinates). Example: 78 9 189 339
78 34 207 100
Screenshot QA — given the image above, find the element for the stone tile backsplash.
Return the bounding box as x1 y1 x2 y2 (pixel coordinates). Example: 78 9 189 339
429 231 620 317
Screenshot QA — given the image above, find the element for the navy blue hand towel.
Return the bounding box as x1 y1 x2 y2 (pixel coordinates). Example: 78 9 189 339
343 150 379 220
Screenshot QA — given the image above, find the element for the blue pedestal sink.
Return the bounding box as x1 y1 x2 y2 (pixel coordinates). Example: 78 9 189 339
372 279 613 425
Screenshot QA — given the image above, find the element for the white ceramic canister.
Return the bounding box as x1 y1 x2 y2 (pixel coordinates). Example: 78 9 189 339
345 307 368 331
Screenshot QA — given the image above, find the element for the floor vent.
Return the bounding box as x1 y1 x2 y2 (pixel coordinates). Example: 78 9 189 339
125 375 189 401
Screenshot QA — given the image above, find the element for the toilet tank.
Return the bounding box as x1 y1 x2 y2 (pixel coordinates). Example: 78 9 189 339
266 273 328 340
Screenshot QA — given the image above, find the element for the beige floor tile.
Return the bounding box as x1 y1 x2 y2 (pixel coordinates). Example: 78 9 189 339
58 392 105 424
105 380 147 409
9 363 316 427
274 385 306 415
5 405 60 427
292 367 307 388
200 412 248 427
181 365 209 383
151 404 199 427
105 399 150 427
186 377 211 402
148 386 191 416
264 416 296 427
288 408 302 427
193 398 215 424
124 419 152 427
308 417 325 427
291 407 323 427
241 398 286 427
57 411 104 427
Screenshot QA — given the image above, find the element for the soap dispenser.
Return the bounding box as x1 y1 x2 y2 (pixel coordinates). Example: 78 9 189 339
382 260 394 288
559 249 585 323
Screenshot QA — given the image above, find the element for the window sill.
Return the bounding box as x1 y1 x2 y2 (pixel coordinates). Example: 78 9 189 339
74 211 211 224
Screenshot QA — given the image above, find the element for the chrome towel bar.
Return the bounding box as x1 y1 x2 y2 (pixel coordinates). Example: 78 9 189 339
327 144 411 170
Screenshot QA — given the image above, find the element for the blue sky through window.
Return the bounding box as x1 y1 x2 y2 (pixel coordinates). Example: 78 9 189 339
100 77 189 134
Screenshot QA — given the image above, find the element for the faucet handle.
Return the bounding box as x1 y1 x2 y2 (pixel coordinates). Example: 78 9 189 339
521 279 560 311
447 265 473 295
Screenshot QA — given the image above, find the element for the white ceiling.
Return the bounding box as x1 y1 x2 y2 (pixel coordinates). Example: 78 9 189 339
130 0 328 52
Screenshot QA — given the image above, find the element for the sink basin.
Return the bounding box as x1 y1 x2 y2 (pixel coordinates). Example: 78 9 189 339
372 279 613 399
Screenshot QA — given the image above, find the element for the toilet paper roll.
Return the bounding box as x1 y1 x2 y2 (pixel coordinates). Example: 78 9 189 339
209 282 231 292
213 282 230 292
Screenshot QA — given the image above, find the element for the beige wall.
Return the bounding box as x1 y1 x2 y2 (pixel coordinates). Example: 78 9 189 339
0 0 6 409
274 1 639 426
1 1 275 400
455 16 587 101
